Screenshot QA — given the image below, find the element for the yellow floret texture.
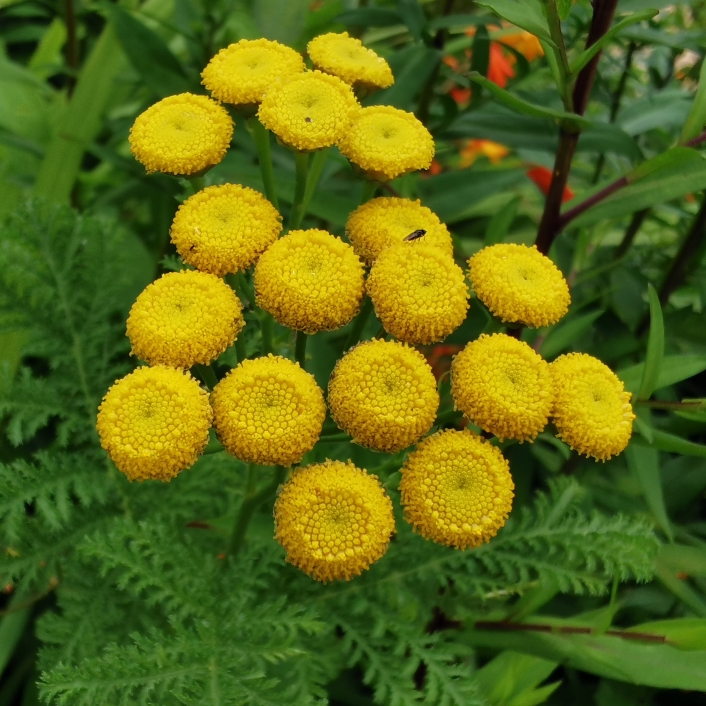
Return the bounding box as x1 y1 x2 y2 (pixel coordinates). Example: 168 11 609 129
338 106 434 181
97 366 212 482
170 184 282 276
275 460 395 582
255 229 365 333
127 270 244 369
367 243 469 344
400 429 514 549
129 93 233 176
468 243 570 328
202 38 305 106
451 333 552 442
211 355 326 466
550 352 634 461
346 197 453 264
328 339 439 453
307 32 394 89
258 70 360 152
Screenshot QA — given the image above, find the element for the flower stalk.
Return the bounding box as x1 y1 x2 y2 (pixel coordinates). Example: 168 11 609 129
246 117 279 209
288 151 311 231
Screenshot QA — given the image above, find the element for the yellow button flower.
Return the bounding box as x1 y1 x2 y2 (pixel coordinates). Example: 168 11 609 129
202 38 305 106
258 70 360 152
97 366 212 482
468 243 570 328
254 229 365 333
345 196 453 264
170 184 282 276
129 93 233 175
400 429 514 549
307 32 394 90
328 339 439 453
338 106 434 181
367 243 469 344
211 355 326 466
451 333 552 441
127 270 244 369
551 353 634 461
275 460 395 582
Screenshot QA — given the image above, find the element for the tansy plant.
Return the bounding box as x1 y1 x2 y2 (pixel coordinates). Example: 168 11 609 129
2 2 706 704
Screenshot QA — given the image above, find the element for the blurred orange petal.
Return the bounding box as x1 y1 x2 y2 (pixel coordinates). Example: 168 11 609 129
501 30 544 61
460 140 509 168
450 87 472 105
527 166 574 203
488 43 515 88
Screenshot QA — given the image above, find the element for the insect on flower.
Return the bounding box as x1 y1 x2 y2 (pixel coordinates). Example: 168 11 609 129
403 229 427 242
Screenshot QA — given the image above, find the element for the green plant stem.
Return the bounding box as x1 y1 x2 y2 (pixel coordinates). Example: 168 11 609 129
196 364 219 390
295 331 307 370
344 297 374 350
301 149 329 219
63 0 78 95
288 151 310 231
636 400 705 411
230 271 256 310
543 0 573 110
360 180 378 205
246 117 279 209
614 208 649 259
260 311 275 355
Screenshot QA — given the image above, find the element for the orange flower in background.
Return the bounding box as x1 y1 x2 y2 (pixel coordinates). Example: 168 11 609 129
442 55 460 71
487 43 515 88
527 166 574 203
460 140 509 168
450 87 472 105
500 30 544 62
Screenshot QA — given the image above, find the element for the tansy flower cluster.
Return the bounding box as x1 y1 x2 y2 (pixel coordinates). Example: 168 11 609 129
99 31 635 586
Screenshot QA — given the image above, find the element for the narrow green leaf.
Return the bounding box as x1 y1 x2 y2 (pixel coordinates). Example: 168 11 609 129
627 146 699 183
556 0 572 20
485 196 520 244
637 284 664 400
618 354 706 393
427 13 496 31
475 0 556 47
0 598 31 675
628 618 706 651
635 429 706 458
569 9 658 74
680 58 706 144
625 445 672 540
467 73 592 129
334 8 403 27
470 26 490 105
27 18 67 80
539 310 604 359
396 0 428 41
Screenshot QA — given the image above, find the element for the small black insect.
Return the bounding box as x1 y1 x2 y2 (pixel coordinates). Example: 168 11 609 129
305 117 312 123
404 229 427 242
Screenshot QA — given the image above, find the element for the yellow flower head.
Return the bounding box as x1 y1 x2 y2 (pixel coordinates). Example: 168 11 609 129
255 229 365 333
275 460 395 582
451 333 552 441
258 70 360 152
550 353 634 461
129 93 233 175
468 244 570 328
97 366 212 482
328 339 439 453
367 243 469 344
400 429 514 549
170 184 282 276
338 106 434 182
345 196 453 264
201 38 305 106
307 32 394 90
127 270 243 369
211 355 326 466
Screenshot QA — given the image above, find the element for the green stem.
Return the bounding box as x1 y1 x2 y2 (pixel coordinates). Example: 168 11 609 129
344 297 374 350
246 117 279 209
196 364 219 390
360 180 378 205
636 399 705 411
295 331 308 370
288 151 310 231
301 149 329 220
260 311 275 355
543 0 573 110
230 271 255 310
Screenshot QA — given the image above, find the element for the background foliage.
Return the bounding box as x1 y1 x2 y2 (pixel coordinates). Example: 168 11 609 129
1 0 706 704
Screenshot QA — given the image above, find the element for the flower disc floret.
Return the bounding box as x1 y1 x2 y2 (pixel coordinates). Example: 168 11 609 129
211 355 325 466
129 93 233 175
127 270 244 369
328 339 439 453
97 366 212 482
307 32 393 89
367 243 469 344
346 197 453 264
338 106 434 181
258 70 359 151
400 429 514 549
468 244 570 327
551 353 634 461
451 333 552 441
202 38 304 106
170 184 282 276
275 460 395 582
255 229 365 333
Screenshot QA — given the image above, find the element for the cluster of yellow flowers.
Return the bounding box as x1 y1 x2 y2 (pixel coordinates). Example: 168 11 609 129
98 32 635 584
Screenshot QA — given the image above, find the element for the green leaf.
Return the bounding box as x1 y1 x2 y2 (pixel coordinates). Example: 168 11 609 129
556 0 572 20
637 284 664 400
485 196 520 245
108 6 191 98
680 58 706 144
27 17 67 80
475 0 556 47
334 8 403 27
470 26 491 92
618 90 693 136
635 429 706 458
569 9 658 74
253 0 310 45
427 13 496 31
625 445 672 540
539 309 604 359
657 544 706 616
0 596 31 675
396 0 427 41
617 354 706 393
628 618 706 651
467 73 592 129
